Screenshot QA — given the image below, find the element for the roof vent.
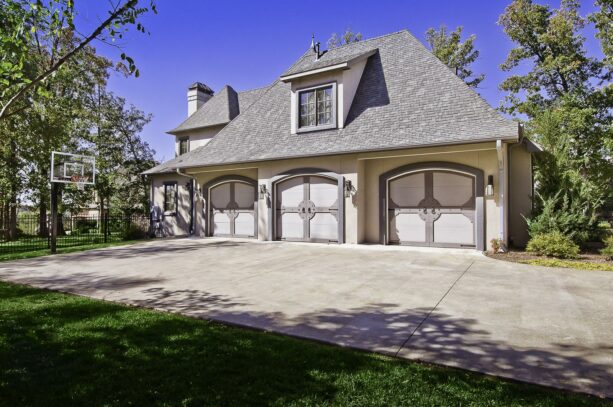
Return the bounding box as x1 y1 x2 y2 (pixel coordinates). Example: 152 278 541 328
311 34 321 60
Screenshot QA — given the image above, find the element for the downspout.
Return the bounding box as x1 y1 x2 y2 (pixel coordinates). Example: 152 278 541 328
176 168 197 236
496 140 506 250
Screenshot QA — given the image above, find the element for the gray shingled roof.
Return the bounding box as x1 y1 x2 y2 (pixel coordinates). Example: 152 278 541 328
281 46 378 77
146 30 518 174
169 85 268 134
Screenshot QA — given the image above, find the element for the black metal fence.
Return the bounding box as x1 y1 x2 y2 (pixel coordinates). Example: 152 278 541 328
0 213 150 255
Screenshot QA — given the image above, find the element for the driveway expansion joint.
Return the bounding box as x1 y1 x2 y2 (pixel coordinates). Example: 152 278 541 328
394 260 474 357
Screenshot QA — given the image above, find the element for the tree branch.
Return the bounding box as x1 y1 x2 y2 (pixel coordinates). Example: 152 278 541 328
0 0 139 121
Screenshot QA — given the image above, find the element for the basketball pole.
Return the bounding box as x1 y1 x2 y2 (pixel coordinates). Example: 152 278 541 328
50 182 58 254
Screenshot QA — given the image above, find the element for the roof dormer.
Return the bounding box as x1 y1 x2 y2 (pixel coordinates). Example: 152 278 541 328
280 43 377 134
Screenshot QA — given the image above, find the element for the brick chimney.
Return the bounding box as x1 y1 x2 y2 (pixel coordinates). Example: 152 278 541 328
187 82 214 116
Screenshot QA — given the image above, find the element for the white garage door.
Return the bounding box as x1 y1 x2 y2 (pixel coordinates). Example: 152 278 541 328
209 181 256 237
388 170 476 247
275 175 339 242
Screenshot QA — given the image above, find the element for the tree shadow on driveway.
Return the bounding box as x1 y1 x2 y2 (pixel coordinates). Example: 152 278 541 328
122 286 613 399
1 282 608 406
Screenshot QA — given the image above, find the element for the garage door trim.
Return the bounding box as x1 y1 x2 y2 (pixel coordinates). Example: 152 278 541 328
268 168 345 244
379 162 484 250
203 175 258 238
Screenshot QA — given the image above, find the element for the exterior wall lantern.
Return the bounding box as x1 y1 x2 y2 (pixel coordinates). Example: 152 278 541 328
344 180 354 198
259 184 268 199
486 175 494 197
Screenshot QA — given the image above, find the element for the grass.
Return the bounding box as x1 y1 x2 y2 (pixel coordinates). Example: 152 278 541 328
520 258 613 271
0 282 609 406
0 240 142 262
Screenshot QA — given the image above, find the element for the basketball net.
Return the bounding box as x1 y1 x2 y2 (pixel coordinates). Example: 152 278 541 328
70 175 89 191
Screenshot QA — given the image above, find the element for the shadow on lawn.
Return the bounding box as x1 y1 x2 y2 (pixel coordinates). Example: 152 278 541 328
0 283 609 406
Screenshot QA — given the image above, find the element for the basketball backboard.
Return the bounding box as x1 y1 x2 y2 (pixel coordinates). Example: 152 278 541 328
50 152 96 185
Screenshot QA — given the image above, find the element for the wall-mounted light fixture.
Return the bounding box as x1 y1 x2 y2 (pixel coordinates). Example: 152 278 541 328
259 184 268 199
344 180 353 198
486 175 494 197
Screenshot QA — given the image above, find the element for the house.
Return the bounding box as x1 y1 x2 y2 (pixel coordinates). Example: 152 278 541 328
144 30 538 250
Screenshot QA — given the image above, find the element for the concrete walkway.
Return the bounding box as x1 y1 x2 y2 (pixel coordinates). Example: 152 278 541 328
1 238 612 398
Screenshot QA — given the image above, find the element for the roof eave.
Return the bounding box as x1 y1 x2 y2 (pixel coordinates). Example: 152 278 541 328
280 49 378 82
166 121 230 135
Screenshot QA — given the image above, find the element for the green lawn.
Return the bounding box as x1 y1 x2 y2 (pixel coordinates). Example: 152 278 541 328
520 258 613 271
0 282 608 406
0 240 142 262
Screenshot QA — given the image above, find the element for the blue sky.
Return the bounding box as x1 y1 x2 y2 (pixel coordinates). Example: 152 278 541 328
77 0 603 162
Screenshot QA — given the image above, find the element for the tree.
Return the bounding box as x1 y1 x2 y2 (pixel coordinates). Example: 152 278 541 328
327 28 362 49
425 25 485 88
498 0 605 116
498 0 612 242
86 89 156 217
590 0 612 68
0 0 157 121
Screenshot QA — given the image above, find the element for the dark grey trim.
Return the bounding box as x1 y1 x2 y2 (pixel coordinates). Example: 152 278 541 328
268 168 344 244
379 162 485 250
163 181 178 217
202 175 258 238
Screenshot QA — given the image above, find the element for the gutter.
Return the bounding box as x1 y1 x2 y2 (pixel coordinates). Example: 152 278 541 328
496 140 507 250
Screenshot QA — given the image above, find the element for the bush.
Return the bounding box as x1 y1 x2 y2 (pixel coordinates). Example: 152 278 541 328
526 232 580 259
122 224 147 240
490 238 502 253
601 236 613 260
526 192 601 246
75 219 98 234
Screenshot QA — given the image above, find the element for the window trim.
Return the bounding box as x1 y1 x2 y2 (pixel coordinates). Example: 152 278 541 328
296 82 337 133
178 137 189 156
163 181 178 216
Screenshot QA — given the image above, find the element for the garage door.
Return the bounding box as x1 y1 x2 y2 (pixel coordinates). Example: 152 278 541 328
275 175 339 242
209 181 256 237
387 170 476 247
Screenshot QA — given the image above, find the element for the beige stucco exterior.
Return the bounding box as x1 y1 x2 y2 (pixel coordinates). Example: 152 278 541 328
150 140 534 250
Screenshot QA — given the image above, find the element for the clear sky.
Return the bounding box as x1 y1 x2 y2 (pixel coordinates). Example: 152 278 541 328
76 0 603 162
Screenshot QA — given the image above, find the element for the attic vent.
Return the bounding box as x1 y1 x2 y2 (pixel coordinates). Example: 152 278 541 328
311 34 321 60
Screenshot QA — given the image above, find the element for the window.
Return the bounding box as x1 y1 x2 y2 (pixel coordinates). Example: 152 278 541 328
298 84 335 130
164 182 177 214
178 137 189 156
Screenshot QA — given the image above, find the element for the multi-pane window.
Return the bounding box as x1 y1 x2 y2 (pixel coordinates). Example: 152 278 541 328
178 138 189 155
164 182 177 213
299 85 333 128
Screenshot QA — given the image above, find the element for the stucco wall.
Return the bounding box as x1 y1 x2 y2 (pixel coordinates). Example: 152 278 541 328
174 125 225 156
150 141 529 250
151 173 191 236
360 143 501 246
509 143 533 247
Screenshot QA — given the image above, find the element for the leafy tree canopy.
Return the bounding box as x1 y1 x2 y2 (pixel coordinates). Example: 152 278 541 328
425 25 485 88
327 28 362 49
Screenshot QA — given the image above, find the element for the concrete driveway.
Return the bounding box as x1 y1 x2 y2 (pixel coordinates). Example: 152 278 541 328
1 238 612 398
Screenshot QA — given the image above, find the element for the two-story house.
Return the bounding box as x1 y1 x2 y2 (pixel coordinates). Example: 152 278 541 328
144 30 539 250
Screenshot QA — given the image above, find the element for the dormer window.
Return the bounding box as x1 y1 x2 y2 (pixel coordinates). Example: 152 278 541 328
178 137 189 155
297 83 336 131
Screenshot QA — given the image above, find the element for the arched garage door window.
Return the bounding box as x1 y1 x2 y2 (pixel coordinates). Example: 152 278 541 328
203 176 258 238
269 169 345 243
379 162 484 250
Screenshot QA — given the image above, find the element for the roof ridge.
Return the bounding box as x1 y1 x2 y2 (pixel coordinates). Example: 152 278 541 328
237 84 272 94
323 29 409 51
